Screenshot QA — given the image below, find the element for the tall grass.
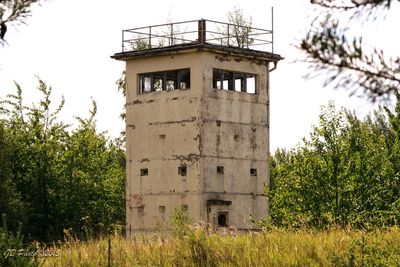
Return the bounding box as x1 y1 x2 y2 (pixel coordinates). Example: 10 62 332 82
40 227 400 266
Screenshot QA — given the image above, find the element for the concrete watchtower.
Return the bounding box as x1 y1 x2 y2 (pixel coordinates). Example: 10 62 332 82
112 19 282 235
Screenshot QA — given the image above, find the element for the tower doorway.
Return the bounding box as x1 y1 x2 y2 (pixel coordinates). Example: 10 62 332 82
218 212 228 227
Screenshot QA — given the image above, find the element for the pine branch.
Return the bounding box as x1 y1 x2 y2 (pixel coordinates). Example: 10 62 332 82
310 0 393 10
310 0 397 21
0 0 42 24
300 7 400 101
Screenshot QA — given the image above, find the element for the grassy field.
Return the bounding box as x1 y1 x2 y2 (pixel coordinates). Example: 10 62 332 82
40 227 400 267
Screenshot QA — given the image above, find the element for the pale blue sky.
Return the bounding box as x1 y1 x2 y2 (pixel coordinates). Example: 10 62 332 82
1 0 396 151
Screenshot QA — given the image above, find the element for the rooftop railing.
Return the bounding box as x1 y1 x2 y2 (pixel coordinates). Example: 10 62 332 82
121 19 274 53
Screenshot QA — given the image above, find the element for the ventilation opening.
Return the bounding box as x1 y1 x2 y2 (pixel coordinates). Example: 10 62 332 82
159 134 166 140
250 168 257 176
140 168 148 176
159 205 165 213
181 204 188 211
218 212 228 227
217 166 224 174
234 134 240 141
178 166 187 176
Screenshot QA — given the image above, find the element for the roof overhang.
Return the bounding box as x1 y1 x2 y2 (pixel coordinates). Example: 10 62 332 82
111 42 283 63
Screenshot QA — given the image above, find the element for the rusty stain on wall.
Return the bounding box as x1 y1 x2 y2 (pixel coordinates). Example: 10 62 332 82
148 116 197 126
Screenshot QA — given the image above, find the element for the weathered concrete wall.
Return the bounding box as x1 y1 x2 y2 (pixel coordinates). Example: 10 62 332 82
125 52 204 233
128 194 204 231
200 52 270 229
124 49 270 233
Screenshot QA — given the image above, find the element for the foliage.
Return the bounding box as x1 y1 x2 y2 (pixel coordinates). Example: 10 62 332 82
39 227 400 266
0 120 26 230
301 0 400 101
130 31 165 51
116 70 126 98
225 7 254 48
269 100 400 229
0 214 39 267
0 78 125 241
116 70 126 129
170 207 191 238
130 37 152 50
56 100 126 238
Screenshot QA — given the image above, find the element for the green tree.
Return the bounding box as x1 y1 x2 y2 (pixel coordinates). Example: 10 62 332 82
0 121 25 231
0 79 126 241
269 101 400 228
1 79 68 240
57 101 125 238
300 0 400 101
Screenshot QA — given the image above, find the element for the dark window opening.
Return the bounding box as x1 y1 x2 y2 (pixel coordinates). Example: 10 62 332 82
159 134 166 140
218 212 228 227
178 166 187 176
250 168 257 176
140 168 148 176
234 134 240 141
181 205 188 211
217 166 224 174
213 69 256 94
139 68 190 94
159 206 165 213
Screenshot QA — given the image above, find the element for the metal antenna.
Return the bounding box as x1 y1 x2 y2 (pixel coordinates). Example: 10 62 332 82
271 6 274 53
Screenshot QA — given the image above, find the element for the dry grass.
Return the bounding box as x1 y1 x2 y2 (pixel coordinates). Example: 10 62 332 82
40 227 400 266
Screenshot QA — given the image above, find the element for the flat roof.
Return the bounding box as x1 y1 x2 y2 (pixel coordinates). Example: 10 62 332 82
111 42 283 62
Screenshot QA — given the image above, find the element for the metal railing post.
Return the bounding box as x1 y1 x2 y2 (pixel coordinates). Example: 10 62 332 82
119 19 274 53
227 24 230 46
170 23 173 46
271 7 274 53
246 25 249 49
198 19 206 44
107 237 111 267
122 30 124 52
149 26 152 48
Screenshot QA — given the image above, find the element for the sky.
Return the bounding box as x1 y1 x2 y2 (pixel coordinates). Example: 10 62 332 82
0 0 397 152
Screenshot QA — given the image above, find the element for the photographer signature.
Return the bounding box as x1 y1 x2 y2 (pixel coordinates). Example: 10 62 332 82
4 248 58 259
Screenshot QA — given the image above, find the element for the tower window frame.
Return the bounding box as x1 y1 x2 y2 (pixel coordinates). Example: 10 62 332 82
213 68 256 94
138 68 190 94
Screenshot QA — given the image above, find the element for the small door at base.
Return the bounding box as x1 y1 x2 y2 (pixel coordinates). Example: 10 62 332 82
218 212 228 227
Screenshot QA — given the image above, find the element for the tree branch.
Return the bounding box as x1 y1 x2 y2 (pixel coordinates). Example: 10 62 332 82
300 9 400 101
